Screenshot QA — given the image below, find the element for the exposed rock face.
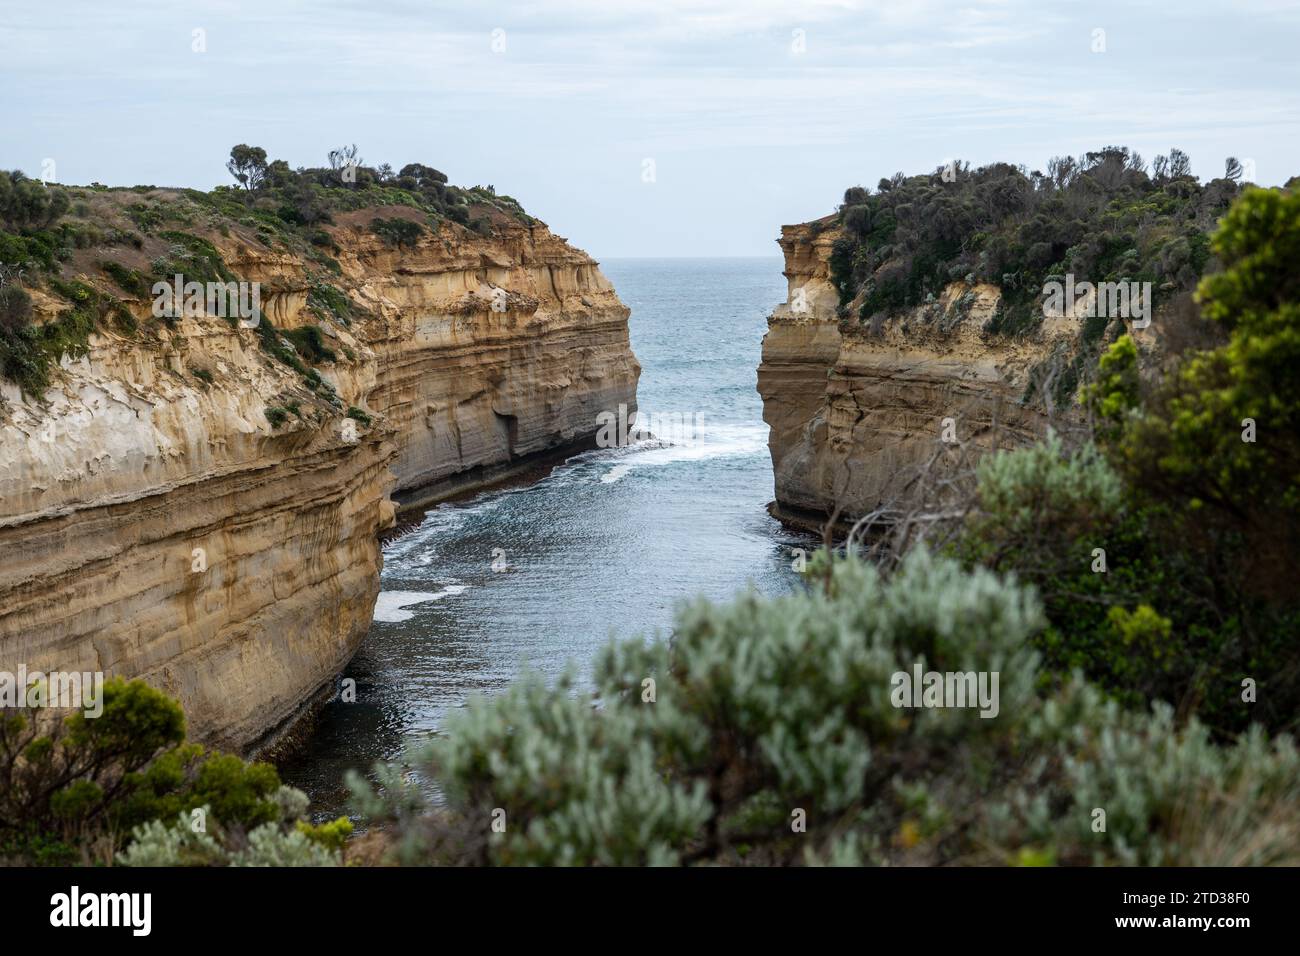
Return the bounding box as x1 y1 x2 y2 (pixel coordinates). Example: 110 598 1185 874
0 198 637 752
333 209 640 508
757 219 1061 528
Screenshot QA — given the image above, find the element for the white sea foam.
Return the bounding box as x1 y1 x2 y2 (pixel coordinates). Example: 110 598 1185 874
599 421 768 483
373 586 469 623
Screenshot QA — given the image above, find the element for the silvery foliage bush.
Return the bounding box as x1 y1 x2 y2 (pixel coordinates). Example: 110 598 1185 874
116 786 340 867
967 430 1124 553
354 548 1298 866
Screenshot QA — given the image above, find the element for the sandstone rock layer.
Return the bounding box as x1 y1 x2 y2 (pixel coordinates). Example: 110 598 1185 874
0 198 638 752
757 219 1059 528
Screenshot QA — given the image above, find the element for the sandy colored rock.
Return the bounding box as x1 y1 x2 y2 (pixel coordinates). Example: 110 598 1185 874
757 219 1061 527
0 201 638 753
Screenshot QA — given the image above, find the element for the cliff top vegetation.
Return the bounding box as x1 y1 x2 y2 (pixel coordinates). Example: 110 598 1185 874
829 147 1249 336
0 145 534 400
825 147 1273 407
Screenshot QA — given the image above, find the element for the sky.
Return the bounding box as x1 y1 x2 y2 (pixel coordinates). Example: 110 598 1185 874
3 0 1298 257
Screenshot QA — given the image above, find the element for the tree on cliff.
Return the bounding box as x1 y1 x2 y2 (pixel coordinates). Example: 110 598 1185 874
327 144 364 185
226 144 268 191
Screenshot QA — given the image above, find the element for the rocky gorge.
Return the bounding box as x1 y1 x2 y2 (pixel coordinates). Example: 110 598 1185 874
0 187 639 754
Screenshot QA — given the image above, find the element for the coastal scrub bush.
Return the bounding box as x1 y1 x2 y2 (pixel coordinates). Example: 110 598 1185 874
370 216 424 248
282 324 337 364
152 230 237 286
0 678 311 865
307 279 352 325
101 260 150 298
956 429 1295 736
963 430 1123 567
0 170 70 231
0 280 33 331
116 802 344 867
352 548 1299 865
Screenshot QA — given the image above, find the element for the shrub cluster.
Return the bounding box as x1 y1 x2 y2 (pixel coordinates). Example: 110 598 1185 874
0 678 344 866
351 549 1298 866
828 148 1245 406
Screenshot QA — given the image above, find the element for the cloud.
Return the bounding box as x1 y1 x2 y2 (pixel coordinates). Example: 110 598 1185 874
1 0 1296 254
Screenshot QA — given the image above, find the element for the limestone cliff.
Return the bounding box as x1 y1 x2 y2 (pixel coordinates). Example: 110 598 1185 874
330 207 639 509
0 190 637 752
757 219 1065 528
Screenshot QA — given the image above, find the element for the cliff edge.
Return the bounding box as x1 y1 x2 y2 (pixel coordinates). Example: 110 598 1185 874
0 181 638 752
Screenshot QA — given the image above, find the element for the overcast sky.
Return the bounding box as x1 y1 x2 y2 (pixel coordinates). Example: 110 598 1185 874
4 1 1298 256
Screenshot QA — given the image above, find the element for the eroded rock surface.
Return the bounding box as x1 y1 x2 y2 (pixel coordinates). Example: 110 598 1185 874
757 219 1061 528
0 197 637 752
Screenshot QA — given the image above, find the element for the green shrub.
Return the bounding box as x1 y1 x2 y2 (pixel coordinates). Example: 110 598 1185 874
150 229 236 290
964 431 1124 565
1082 333 1140 440
307 279 352 325
0 171 70 230
0 282 32 331
282 324 337 364
0 228 64 271
296 816 353 853
955 426 1295 736
351 548 1299 865
0 678 314 865
101 260 150 297
117 803 340 867
370 217 424 248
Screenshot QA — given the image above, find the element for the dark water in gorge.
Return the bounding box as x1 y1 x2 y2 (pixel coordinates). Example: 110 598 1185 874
278 257 814 817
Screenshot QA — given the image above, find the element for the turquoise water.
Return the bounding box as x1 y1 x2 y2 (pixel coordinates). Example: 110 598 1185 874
280 257 812 815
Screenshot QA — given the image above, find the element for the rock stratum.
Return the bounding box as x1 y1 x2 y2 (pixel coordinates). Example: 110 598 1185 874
0 191 638 753
757 218 1075 529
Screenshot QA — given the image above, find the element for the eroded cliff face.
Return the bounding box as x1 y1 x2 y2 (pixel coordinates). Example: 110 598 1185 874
0 195 637 752
757 219 1063 527
330 208 639 507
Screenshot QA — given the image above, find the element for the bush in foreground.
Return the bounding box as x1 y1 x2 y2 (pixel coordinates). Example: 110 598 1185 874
0 677 342 865
352 549 1299 866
